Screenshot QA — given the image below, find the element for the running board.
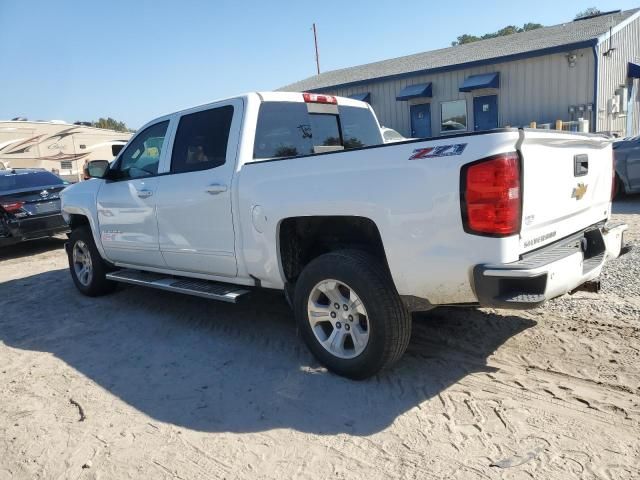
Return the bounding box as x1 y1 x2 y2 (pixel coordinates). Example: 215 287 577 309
105 269 250 303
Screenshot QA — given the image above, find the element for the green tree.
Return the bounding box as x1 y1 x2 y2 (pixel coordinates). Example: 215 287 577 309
451 22 543 46
575 7 601 20
523 22 543 31
92 117 132 132
451 34 481 46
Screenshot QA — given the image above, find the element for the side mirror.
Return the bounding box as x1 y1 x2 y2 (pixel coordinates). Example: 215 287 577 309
85 160 110 179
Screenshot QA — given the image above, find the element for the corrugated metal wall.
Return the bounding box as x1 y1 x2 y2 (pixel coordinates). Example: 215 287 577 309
321 49 595 138
596 15 640 136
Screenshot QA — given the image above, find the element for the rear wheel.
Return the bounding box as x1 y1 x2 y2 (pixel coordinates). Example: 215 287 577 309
67 226 116 296
294 249 411 379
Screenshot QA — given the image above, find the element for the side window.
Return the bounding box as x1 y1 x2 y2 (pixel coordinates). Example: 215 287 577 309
171 106 234 174
111 143 126 157
116 121 169 179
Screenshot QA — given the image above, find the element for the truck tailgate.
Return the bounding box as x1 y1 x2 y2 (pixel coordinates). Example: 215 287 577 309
518 130 613 253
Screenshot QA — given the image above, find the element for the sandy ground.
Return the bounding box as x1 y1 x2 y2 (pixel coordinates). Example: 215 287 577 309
1 198 639 480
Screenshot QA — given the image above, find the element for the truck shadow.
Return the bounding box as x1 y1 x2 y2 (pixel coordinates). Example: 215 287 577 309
0 236 66 261
612 194 640 215
0 269 534 436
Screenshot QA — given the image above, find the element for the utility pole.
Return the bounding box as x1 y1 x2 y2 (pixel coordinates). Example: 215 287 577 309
313 23 320 75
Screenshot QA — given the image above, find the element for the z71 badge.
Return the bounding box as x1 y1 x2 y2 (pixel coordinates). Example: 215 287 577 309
409 143 467 160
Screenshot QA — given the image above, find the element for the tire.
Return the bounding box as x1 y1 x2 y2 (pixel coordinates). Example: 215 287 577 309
67 226 117 296
294 249 411 380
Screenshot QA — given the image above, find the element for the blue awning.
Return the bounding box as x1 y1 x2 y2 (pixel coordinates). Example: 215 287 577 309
348 92 371 103
459 72 500 92
629 62 640 79
396 83 432 101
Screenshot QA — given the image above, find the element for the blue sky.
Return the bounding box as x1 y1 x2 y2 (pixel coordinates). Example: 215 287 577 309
0 0 637 128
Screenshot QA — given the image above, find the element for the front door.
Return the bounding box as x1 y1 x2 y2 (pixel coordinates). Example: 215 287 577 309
473 95 498 131
97 120 170 267
155 101 240 277
410 103 431 138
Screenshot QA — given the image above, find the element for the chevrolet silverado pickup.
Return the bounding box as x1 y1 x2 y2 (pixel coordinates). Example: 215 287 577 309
61 91 628 379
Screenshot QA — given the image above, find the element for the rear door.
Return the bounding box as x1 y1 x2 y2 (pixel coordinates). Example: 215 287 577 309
518 130 612 253
155 100 241 276
97 120 170 267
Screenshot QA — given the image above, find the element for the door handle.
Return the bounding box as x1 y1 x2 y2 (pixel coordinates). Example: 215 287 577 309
206 184 228 195
136 189 153 198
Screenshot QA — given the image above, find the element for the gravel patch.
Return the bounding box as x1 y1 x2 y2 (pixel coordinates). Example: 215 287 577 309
541 199 640 323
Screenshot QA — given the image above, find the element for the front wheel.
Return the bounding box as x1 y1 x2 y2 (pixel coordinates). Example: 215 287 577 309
67 226 116 296
294 250 411 380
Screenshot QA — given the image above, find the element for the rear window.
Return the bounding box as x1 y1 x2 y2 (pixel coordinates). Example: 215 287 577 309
0 171 65 191
112 144 126 156
253 102 382 159
339 105 383 148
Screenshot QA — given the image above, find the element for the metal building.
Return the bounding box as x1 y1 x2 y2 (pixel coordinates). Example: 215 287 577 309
281 9 640 138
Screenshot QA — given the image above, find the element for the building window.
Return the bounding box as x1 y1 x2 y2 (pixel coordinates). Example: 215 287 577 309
441 100 467 133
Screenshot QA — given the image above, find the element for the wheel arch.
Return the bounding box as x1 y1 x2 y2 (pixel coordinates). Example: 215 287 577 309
62 204 108 260
277 215 391 287
67 213 91 230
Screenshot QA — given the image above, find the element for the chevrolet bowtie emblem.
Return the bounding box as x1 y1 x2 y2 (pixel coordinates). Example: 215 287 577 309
572 183 588 200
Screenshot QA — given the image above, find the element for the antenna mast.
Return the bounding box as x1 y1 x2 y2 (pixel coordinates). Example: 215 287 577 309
313 23 320 75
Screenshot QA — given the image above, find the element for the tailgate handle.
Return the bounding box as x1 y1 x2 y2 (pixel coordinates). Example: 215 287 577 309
574 154 588 177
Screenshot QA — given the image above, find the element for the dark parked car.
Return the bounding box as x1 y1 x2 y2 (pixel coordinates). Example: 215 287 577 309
614 135 640 195
0 169 69 247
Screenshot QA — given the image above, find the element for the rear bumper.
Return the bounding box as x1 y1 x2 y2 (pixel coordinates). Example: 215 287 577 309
0 213 69 247
473 223 628 309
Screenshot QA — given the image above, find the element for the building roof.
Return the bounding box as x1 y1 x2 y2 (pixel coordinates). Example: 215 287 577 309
280 9 640 92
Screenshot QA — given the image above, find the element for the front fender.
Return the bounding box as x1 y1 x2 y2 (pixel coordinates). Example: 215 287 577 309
61 180 107 260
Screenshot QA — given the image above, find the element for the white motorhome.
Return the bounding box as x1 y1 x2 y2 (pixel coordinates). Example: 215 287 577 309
0 119 132 182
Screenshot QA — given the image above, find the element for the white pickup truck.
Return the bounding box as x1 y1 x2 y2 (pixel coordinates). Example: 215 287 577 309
61 91 628 379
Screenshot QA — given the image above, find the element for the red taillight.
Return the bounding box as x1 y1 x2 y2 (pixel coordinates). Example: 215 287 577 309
462 152 521 236
303 92 337 104
1 201 25 213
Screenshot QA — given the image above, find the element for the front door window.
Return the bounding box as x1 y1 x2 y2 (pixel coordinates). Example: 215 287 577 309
113 121 169 179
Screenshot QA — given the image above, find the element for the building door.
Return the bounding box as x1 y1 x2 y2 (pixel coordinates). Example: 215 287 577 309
473 95 498 131
410 103 431 138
